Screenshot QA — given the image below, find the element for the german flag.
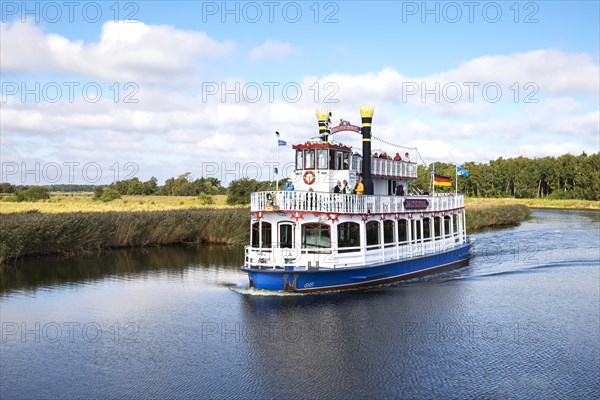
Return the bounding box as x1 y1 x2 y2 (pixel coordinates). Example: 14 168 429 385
434 174 452 187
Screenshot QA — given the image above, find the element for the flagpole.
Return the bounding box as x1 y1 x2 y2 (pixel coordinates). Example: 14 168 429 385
276 131 280 191
455 163 458 196
432 163 435 197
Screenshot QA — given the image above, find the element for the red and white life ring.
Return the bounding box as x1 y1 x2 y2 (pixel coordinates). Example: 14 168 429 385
303 170 316 185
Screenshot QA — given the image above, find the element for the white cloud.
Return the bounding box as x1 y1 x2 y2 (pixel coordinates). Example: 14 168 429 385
2 35 598 184
250 40 298 61
0 21 235 86
437 50 600 95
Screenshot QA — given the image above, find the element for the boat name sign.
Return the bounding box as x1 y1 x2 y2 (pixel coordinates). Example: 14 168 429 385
404 199 429 210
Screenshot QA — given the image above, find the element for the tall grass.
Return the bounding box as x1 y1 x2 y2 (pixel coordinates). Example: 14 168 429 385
0 203 532 266
465 197 599 210
466 204 531 231
0 208 248 265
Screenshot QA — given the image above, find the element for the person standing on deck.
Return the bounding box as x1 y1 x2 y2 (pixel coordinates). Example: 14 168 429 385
395 182 404 196
333 181 342 193
354 177 364 195
342 180 352 194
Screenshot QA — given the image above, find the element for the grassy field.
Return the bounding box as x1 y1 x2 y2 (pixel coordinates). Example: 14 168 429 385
465 197 600 210
1 193 597 214
0 193 240 213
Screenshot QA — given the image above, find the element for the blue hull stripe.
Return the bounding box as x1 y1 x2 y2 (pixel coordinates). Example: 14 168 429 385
242 243 472 292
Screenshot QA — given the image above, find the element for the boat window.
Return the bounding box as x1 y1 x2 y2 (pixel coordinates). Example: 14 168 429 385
387 180 397 196
398 219 408 243
414 220 422 240
444 216 451 237
337 222 360 252
366 221 380 246
336 151 345 170
342 152 349 170
251 222 272 248
279 223 294 248
453 214 459 235
329 150 336 169
251 222 260 247
383 220 395 244
261 222 272 248
295 150 304 170
304 149 315 169
434 217 442 238
423 218 431 239
301 223 331 251
317 149 328 169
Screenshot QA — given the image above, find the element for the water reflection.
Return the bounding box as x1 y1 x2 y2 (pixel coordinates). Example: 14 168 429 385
0 245 245 295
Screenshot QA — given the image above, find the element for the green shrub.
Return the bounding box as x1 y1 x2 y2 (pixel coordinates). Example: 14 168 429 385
98 187 121 202
14 186 50 202
198 193 214 205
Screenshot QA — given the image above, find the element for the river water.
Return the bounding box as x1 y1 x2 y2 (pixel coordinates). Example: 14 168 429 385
1 209 599 399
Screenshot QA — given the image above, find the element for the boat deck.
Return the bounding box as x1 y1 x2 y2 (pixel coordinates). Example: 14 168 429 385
251 191 464 214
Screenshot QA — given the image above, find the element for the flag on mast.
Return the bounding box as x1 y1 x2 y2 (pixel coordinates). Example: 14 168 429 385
278 140 287 146
457 166 470 177
434 174 452 187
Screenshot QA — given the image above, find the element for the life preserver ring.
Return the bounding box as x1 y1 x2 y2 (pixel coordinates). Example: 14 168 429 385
303 170 316 185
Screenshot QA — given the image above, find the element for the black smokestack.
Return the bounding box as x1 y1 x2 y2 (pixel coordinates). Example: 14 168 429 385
316 109 330 143
360 106 375 195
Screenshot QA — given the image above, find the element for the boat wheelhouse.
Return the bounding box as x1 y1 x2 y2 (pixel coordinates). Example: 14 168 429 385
241 107 472 292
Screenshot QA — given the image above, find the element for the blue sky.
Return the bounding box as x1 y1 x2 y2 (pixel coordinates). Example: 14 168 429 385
1 1 599 185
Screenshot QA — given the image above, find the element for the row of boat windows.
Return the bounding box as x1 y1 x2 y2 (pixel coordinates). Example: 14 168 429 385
252 216 459 251
295 149 351 170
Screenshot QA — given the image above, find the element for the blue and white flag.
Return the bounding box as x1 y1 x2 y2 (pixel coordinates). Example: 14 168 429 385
278 140 287 146
457 166 470 177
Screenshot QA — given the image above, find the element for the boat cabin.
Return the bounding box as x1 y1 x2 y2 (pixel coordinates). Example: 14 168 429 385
290 141 417 195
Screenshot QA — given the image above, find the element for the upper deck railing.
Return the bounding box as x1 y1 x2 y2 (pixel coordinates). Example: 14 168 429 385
350 157 417 179
251 191 464 214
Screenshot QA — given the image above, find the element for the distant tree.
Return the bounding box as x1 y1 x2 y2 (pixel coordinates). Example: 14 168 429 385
98 187 121 202
0 182 16 193
125 177 145 195
143 177 158 195
227 179 263 205
14 186 50 202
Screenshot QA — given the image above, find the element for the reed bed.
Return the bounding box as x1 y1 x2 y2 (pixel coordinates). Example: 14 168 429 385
0 208 249 265
0 203 532 266
465 197 599 210
466 203 531 231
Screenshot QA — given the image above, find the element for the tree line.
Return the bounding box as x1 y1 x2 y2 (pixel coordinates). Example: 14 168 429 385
2 153 598 203
416 152 599 200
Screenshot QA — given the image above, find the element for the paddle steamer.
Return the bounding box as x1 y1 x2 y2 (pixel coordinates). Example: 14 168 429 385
241 106 472 292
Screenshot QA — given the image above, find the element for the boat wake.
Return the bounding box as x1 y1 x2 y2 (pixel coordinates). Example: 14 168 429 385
230 286 309 296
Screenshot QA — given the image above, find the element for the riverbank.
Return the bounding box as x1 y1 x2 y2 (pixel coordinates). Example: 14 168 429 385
465 197 600 210
0 204 531 266
0 208 248 266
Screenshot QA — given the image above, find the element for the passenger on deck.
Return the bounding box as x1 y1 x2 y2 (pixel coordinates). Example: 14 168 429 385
333 181 342 193
395 182 404 196
404 152 410 162
394 153 402 161
354 177 364 195
342 180 352 194
284 179 295 199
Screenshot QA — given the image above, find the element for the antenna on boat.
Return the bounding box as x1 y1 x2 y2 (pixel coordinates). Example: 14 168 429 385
360 105 375 195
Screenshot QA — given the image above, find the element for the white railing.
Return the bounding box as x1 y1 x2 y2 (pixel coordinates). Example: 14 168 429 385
350 157 417 179
244 235 466 269
251 191 464 214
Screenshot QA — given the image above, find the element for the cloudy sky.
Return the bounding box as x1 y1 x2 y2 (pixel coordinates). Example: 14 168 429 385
1 1 598 185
